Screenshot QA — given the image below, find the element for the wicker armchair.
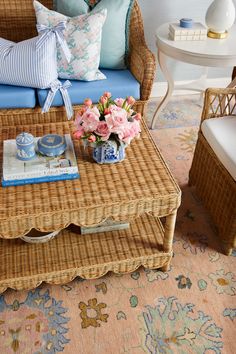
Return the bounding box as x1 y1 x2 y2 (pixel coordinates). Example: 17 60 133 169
0 0 156 126
189 88 236 255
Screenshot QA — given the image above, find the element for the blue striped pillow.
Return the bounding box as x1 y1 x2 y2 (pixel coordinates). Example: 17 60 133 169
0 28 74 119
0 33 57 89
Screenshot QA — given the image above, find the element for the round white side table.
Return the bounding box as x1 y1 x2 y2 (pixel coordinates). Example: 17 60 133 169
151 23 236 129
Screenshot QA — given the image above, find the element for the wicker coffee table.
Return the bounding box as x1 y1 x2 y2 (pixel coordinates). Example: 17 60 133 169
0 120 181 293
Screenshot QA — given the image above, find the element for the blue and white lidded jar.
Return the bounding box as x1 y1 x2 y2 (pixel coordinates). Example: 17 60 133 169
16 132 36 161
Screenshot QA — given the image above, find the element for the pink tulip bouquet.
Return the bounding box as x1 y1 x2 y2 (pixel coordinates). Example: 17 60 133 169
74 92 141 147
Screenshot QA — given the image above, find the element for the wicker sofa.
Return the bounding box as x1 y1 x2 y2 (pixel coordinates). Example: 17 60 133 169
189 88 236 255
0 0 156 127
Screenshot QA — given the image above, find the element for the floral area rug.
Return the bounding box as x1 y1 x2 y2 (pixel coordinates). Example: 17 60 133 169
1 95 235 354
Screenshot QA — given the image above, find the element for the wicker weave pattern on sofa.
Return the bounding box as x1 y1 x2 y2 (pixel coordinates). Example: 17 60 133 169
189 88 236 255
0 0 156 126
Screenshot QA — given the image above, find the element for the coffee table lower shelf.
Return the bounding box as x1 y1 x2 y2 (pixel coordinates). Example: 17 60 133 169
0 214 172 293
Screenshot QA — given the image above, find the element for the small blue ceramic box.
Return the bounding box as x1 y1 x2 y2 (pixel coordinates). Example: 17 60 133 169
16 132 36 161
37 134 67 157
180 18 193 28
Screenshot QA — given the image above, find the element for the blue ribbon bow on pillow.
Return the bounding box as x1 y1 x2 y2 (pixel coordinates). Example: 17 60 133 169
42 80 73 120
36 21 73 119
36 21 71 63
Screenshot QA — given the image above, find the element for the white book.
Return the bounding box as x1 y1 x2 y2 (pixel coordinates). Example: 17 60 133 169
3 134 79 181
169 22 207 36
169 32 207 41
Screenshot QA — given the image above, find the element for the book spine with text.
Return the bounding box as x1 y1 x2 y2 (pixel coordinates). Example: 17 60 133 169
3 166 78 181
2 173 80 187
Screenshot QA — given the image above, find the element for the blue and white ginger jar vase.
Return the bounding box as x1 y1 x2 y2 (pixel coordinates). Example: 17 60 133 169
93 139 126 164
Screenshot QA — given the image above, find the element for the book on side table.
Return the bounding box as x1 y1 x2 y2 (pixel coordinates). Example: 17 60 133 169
169 22 207 41
2 134 79 187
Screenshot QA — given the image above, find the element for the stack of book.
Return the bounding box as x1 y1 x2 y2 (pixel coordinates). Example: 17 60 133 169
169 22 207 41
2 134 79 187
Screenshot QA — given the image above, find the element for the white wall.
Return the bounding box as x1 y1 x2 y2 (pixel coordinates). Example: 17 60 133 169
138 0 235 82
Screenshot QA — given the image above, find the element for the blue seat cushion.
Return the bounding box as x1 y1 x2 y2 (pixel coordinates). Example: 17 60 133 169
0 84 36 109
37 69 140 108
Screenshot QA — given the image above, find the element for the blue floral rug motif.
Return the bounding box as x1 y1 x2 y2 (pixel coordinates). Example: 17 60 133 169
0 289 69 353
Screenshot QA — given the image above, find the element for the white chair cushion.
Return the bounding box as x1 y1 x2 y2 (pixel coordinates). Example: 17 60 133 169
201 115 236 181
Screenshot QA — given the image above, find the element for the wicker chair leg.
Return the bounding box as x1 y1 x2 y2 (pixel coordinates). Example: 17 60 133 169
223 247 233 256
221 238 234 256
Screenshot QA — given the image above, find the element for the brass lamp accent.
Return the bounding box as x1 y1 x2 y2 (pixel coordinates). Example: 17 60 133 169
207 30 228 39
205 0 235 39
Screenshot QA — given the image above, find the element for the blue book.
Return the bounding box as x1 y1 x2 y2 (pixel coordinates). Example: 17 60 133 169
2 173 80 187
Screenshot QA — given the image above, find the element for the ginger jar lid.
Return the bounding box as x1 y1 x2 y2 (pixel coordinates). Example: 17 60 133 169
37 134 67 157
16 132 34 146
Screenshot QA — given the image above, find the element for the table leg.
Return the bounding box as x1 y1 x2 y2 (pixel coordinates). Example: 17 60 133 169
199 67 208 103
160 210 177 271
151 49 174 129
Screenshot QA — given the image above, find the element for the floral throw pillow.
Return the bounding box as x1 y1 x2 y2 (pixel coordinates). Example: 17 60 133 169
55 0 134 69
34 0 107 81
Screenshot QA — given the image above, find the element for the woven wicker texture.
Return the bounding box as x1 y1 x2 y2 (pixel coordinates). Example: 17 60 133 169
0 0 52 42
0 119 181 238
189 88 236 255
0 214 172 292
0 0 156 125
0 102 146 127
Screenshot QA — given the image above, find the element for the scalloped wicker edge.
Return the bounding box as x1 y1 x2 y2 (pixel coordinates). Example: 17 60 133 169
0 253 171 293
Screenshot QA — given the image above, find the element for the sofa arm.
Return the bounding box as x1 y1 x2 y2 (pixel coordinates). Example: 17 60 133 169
201 87 236 123
129 44 156 101
127 1 156 102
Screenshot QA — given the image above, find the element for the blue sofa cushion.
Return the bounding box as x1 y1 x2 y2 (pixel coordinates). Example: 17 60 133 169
0 85 36 109
37 69 140 108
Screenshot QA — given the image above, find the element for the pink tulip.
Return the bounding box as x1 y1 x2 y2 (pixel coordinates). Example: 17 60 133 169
99 96 107 105
88 134 96 143
126 96 135 106
103 91 111 98
84 98 92 107
114 98 125 107
74 129 84 139
104 108 111 115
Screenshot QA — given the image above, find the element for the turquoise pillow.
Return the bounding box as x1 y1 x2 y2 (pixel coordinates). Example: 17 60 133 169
54 0 89 16
55 0 134 69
